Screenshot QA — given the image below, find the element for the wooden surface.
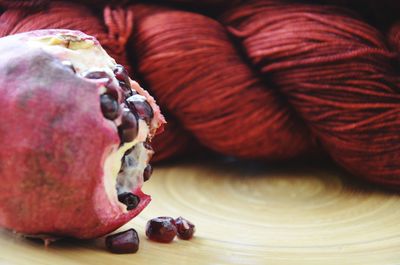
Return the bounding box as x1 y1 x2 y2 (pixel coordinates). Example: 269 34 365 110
1 159 400 265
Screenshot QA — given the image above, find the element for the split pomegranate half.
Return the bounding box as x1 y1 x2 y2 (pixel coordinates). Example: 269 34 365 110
0 30 165 239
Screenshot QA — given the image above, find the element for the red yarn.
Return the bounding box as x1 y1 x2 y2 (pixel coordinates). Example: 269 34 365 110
151 120 193 161
1 0 400 187
389 22 400 56
222 0 400 186
128 4 315 159
154 0 241 8
0 0 48 8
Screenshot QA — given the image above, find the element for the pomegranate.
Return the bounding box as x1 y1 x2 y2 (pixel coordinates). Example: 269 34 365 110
0 30 165 239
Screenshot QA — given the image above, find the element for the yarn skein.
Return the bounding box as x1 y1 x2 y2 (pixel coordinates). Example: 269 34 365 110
222 0 400 186
129 3 315 160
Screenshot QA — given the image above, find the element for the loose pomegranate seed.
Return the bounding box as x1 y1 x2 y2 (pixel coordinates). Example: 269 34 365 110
105 229 139 254
175 217 195 240
145 217 177 243
118 109 138 143
100 94 119 120
126 95 154 124
118 192 140 211
143 164 152 182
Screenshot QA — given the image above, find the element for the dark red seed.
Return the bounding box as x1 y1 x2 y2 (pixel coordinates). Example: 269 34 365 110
114 64 132 93
62 61 76 73
100 94 119 120
143 141 153 151
175 217 195 240
114 64 129 82
126 95 154 124
118 109 138 143
105 83 121 101
145 217 177 243
120 82 134 98
118 192 140 210
83 71 111 85
143 164 152 182
119 80 132 92
105 229 139 254
84 70 109 79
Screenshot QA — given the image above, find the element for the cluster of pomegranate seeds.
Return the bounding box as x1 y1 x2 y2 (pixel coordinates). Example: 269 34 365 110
78 63 155 212
81 64 153 146
105 216 195 254
78 63 191 254
105 229 139 254
146 216 195 243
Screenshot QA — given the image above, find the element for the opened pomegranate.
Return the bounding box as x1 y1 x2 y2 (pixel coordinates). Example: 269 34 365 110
0 30 165 239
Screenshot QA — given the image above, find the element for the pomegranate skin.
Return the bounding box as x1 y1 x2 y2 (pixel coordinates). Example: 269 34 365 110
0 30 160 239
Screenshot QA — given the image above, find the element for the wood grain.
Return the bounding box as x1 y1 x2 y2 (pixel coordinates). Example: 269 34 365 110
0 159 400 264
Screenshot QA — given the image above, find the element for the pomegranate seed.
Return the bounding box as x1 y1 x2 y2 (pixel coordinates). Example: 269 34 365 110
105 229 139 254
143 141 153 151
118 192 140 211
119 81 132 94
118 109 138 143
114 64 132 95
126 95 154 124
100 94 119 120
175 217 195 240
145 217 177 243
143 164 152 182
113 64 129 83
105 84 121 101
83 70 111 84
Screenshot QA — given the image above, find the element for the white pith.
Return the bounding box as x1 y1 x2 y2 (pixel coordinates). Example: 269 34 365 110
32 33 152 212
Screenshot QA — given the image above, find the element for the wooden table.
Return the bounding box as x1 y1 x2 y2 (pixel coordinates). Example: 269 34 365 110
1 159 399 264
